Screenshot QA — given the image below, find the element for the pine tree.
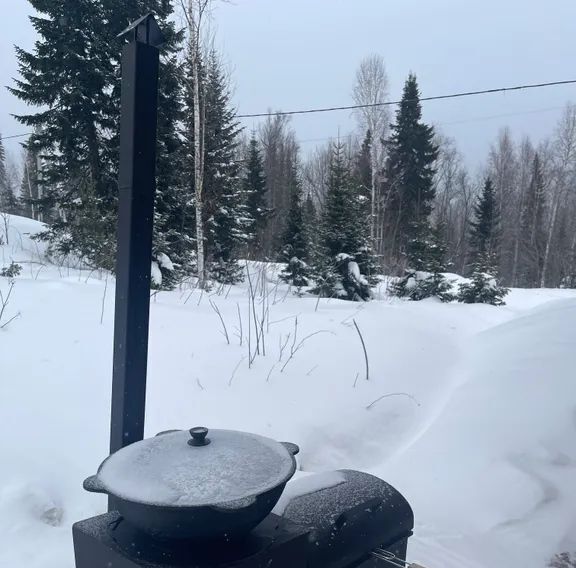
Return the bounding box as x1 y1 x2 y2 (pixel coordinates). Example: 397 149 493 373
458 177 508 304
202 51 248 283
383 74 439 259
11 0 186 277
10 0 118 267
279 157 310 289
313 142 375 301
519 154 547 287
242 134 269 258
97 0 187 287
457 253 508 305
469 177 500 265
353 130 376 251
146 4 187 289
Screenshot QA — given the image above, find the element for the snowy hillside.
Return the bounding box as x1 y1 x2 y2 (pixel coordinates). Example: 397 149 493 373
1 213 575 568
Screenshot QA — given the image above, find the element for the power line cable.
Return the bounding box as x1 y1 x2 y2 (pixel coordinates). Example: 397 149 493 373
0 131 35 141
295 105 567 145
236 79 576 118
1 78 575 142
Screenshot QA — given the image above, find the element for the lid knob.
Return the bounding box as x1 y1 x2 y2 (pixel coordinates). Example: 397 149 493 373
188 426 210 446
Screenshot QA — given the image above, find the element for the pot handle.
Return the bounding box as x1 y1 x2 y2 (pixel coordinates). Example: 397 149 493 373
83 475 107 494
281 442 300 456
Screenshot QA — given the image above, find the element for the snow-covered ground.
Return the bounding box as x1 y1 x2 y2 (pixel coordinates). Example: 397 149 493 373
1 213 575 568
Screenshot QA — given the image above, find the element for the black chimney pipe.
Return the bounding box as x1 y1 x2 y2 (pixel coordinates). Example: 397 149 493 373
109 15 164 510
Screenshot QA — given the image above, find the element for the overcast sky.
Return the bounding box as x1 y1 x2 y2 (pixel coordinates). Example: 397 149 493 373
2 0 576 171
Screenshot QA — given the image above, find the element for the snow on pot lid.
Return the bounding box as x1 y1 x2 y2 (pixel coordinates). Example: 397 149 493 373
97 428 297 507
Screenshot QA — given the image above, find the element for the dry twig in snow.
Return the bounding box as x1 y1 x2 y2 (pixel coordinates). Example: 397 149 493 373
352 318 370 381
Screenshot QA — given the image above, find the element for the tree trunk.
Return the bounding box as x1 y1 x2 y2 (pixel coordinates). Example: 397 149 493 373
188 0 206 287
36 154 44 223
540 197 559 288
193 59 205 286
24 161 36 221
370 146 376 244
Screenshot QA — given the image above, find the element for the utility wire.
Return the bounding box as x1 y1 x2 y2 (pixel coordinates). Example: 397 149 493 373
236 79 576 118
295 105 567 145
1 78 575 142
0 131 35 141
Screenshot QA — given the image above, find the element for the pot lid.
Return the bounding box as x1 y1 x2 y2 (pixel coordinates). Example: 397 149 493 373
97 428 296 507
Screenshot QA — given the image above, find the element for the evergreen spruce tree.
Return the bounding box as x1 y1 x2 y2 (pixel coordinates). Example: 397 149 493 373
146 4 187 288
458 177 508 304
12 0 186 279
100 0 187 287
202 51 248 283
383 74 439 259
383 76 449 301
279 157 310 289
457 253 509 305
469 177 499 264
519 154 547 287
242 134 269 258
313 142 376 301
10 0 118 267
352 131 381 282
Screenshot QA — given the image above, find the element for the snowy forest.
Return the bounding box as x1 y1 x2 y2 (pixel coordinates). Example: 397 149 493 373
1 0 575 302
2 3 576 568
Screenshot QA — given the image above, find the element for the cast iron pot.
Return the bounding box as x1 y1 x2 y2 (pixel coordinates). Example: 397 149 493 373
84 427 299 541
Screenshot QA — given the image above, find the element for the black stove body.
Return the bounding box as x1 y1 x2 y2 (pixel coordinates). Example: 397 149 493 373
73 470 413 568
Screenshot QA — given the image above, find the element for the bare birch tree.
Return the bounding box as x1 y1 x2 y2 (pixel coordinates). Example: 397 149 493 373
182 0 210 286
302 144 331 210
259 113 299 258
433 134 474 272
511 137 536 285
488 127 518 282
352 55 390 250
541 104 576 286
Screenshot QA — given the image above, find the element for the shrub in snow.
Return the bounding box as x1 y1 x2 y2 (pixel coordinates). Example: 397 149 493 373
457 260 508 306
208 258 243 285
150 252 178 290
560 273 576 289
314 254 372 301
280 251 311 290
391 222 454 302
0 262 22 279
391 269 454 302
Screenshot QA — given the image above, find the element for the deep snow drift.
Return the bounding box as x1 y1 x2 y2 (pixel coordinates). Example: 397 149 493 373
1 213 575 568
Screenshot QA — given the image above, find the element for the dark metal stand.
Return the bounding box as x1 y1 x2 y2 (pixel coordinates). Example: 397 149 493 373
109 15 164 511
110 16 162 456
